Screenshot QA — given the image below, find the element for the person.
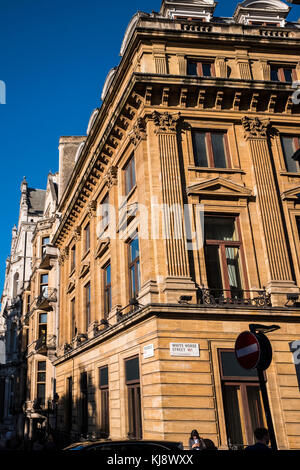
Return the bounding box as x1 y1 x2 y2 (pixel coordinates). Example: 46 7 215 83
188 430 206 450
202 438 218 450
245 427 271 451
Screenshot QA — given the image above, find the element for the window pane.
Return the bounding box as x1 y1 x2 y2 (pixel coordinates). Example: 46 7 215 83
187 61 197 75
222 385 244 449
247 386 265 434
211 133 227 168
270 67 279 81
105 264 111 285
37 372 46 383
204 245 223 291
205 217 237 241
129 237 139 262
37 384 45 401
192 131 208 167
283 68 293 83
125 357 140 382
297 218 300 239
220 351 258 378
39 313 47 324
100 367 109 387
202 63 212 77
281 136 298 173
225 247 242 294
38 361 46 371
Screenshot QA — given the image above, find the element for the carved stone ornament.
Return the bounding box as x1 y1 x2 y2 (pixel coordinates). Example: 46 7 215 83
73 225 81 242
129 118 147 147
152 111 181 134
87 200 97 218
105 166 118 189
241 116 271 139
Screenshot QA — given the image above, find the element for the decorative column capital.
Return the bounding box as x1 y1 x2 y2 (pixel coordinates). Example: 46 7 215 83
87 200 97 219
152 111 181 134
129 118 147 147
105 165 118 189
241 116 272 140
72 225 81 242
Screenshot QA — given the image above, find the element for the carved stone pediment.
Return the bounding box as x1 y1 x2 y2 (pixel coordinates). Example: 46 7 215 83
95 238 110 259
67 280 75 294
186 177 252 199
281 186 300 201
79 262 90 279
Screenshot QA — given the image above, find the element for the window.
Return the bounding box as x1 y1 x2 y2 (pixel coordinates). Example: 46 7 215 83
80 372 88 436
125 357 142 440
37 361 46 407
128 235 141 300
297 218 300 239
71 298 77 339
13 272 19 298
219 350 266 450
192 130 230 168
26 295 31 314
38 313 47 343
66 377 73 433
204 216 246 298
270 65 296 83
100 194 110 232
104 264 112 317
187 60 215 77
71 245 76 273
85 282 91 331
125 155 136 195
40 274 48 298
99 366 109 437
281 135 300 173
84 223 90 253
41 236 50 257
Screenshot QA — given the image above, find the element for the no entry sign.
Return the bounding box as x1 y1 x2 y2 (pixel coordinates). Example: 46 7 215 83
235 331 260 369
235 330 273 371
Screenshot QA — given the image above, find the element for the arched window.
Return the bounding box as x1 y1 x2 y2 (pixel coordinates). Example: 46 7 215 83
12 272 19 298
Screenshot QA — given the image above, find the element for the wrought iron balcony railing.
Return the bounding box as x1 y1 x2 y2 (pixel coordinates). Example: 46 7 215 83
198 287 272 309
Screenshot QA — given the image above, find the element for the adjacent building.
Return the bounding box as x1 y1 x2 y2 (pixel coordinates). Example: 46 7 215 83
0 178 45 438
1 0 300 450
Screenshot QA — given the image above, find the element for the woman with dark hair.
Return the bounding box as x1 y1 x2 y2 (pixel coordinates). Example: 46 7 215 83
188 430 206 450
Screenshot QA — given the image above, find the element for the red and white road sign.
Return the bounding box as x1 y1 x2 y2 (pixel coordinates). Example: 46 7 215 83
235 331 260 369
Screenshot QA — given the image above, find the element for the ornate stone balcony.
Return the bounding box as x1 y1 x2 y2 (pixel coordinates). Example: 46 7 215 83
36 288 57 311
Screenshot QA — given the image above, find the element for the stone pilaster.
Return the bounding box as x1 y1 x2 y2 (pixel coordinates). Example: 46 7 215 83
153 44 168 75
242 116 299 302
215 57 228 78
152 111 196 303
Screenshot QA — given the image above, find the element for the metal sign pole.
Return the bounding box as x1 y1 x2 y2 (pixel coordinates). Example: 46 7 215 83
257 368 278 451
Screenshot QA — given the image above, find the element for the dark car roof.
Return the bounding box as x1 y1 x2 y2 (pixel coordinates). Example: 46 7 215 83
64 439 182 450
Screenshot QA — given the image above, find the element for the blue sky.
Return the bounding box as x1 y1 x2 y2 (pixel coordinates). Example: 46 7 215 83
0 0 300 295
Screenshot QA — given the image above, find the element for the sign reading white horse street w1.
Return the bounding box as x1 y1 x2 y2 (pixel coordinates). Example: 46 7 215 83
170 343 200 357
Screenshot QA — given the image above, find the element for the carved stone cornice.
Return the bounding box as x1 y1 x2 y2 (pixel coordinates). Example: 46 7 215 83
241 116 272 140
152 111 181 134
129 117 147 147
105 166 118 189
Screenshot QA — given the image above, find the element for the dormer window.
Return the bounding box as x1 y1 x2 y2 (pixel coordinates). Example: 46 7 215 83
233 0 290 27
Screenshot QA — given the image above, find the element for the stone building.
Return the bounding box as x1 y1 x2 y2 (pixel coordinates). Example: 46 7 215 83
21 172 60 440
17 0 300 450
0 178 45 438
